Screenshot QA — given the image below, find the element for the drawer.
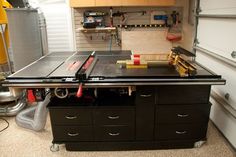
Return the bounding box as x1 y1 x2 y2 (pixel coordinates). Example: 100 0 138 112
155 124 208 140
157 85 210 104
156 104 211 124
93 109 135 125
52 126 93 142
49 108 92 125
94 126 135 141
136 86 155 104
136 86 155 140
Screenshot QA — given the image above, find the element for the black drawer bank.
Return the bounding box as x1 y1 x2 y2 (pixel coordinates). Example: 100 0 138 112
48 85 211 151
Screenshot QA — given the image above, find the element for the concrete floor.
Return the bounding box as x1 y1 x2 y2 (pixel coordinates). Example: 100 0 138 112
0 116 235 157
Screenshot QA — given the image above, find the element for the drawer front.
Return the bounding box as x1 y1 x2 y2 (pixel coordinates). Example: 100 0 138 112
155 124 208 140
136 86 155 140
136 86 155 104
49 108 92 125
157 85 211 104
156 104 211 124
93 109 135 125
52 126 93 142
94 126 135 141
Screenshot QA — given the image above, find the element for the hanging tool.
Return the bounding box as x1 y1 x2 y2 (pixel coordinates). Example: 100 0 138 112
166 11 182 42
109 7 113 27
83 11 107 28
112 10 146 25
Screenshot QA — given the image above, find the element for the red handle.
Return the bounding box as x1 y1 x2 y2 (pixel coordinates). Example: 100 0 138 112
76 84 83 98
27 89 36 103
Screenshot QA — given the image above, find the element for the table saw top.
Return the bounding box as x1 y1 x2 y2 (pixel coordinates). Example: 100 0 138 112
3 51 225 88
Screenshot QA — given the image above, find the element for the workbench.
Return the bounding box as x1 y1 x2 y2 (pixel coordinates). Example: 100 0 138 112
3 50 225 151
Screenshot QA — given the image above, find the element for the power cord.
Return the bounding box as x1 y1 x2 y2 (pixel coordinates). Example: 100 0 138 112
0 118 9 132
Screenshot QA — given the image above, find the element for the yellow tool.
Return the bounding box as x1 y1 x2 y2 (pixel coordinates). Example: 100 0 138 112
0 0 12 65
116 50 197 77
117 60 148 69
117 53 170 69
170 54 197 77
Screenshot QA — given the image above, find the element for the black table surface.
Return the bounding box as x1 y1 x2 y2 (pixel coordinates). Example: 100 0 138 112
8 51 220 80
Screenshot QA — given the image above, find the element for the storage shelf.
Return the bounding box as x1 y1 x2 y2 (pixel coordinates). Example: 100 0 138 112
77 27 116 33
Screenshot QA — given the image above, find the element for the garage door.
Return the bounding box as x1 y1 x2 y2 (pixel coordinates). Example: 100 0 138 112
194 0 236 148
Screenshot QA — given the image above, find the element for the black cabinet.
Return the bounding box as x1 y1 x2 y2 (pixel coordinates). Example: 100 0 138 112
48 85 212 151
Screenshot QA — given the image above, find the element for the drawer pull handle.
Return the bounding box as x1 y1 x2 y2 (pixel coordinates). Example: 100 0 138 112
108 133 120 136
175 131 187 135
108 116 120 120
140 94 152 98
177 114 189 118
65 116 77 120
68 133 79 137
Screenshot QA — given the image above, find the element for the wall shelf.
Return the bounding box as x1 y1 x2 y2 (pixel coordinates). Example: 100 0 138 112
77 27 116 33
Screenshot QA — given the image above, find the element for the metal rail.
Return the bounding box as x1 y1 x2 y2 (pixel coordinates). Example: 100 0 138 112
194 46 236 68
2 79 225 88
196 14 236 19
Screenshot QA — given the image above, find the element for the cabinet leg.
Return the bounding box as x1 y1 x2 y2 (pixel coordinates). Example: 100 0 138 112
194 140 206 148
50 144 60 152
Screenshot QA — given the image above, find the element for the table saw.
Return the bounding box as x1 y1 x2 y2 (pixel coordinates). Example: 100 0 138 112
3 48 226 151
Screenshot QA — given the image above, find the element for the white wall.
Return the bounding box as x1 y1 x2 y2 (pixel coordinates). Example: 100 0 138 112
29 0 75 52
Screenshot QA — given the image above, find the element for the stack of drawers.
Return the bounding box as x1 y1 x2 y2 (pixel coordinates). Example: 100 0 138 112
93 108 135 141
49 107 93 142
49 105 135 143
155 85 211 142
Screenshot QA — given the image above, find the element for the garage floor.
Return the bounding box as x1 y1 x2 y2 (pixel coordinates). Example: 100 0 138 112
0 116 235 157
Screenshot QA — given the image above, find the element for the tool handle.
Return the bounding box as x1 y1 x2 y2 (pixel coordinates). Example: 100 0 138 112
27 89 36 103
76 84 83 98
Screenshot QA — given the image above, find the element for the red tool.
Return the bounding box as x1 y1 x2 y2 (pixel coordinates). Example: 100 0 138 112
76 84 83 98
27 89 36 103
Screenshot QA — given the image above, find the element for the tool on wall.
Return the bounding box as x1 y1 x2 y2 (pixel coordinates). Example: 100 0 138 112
166 11 182 42
109 7 113 27
150 11 168 26
83 11 107 28
112 10 146 25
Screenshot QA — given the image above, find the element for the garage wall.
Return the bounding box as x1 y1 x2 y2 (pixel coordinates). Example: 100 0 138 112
73 0 194 53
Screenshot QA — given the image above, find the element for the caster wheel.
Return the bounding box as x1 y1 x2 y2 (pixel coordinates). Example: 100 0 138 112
50 144 59 152
194 141 206 148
